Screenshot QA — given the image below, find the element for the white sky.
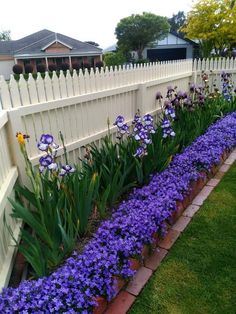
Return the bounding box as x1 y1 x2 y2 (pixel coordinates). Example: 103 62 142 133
0 0 196 49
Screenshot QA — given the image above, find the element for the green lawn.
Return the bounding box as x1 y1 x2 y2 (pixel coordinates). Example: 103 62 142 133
129 162 236 314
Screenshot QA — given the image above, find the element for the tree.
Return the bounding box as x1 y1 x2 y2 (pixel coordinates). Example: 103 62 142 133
168 11 186 35
103 51 126 67
115 12 169 60
0 30 11 41
85 41 99 47
181 0 236 57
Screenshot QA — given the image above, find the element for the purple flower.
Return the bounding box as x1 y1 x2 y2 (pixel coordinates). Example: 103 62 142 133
132 113 142 124
1 112 236 313
155 91 163 100
59 165 76 176
38 134 59 151
143 114 154 125
161 118 171 129
164 107 175 119
119 123 129 135
114 115 125 128
133 146 147 157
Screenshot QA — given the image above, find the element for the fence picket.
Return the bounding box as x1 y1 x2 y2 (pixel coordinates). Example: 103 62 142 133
19 75 30 106
44 72 54 101
9 75 21 107
0 76 12 109
72 70 80 95
36 74 46 103
78 69 85 94
51 71 61 99
28 74 39 104
66 70 74 96
59 71 68 98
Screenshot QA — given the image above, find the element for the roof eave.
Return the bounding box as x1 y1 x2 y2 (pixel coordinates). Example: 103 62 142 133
14 51 102 58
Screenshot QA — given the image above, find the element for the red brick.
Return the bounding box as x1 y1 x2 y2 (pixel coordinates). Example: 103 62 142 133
183 204 200 218
105 291 136 314
128 257 141 271
112 276 126 297
93 296 108 314
192 185 214 206
145 248 168 270
172 216 191 232
207 178 220 187
126 267 153 296
158 229 180 250
219 164 230 173
141 244 150 260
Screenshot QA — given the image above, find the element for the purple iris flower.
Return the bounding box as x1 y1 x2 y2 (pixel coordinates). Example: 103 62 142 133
133 146 147 157
132 113 142 124
114 115 124 128
143 114 153 125
165 107 175 119
39 155 58 172
119 123 129 134
59 165 76 176
163 127 175 138
155 91 162 100
161 118 171 129
38 134 59 151
144 124 155 134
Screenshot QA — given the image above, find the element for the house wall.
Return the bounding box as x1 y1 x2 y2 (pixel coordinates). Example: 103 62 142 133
45 42 70 53
0 56 15 80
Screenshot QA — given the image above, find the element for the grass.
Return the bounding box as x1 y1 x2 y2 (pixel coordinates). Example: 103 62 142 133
129 161 236 314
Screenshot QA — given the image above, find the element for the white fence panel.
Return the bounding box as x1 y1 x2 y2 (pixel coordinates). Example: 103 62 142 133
0 111 20 291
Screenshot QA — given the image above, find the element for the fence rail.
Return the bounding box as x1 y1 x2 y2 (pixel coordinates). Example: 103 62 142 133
0 57 236 291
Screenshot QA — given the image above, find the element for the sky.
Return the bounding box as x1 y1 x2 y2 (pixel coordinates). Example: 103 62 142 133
0 0 196 49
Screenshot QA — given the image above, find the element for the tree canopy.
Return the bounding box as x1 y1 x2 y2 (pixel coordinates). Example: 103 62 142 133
0 30 11 41
115 12 169 59
168 11 186 35
181 0 236 57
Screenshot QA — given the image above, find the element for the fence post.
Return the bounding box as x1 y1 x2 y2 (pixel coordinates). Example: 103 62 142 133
137 83 147 115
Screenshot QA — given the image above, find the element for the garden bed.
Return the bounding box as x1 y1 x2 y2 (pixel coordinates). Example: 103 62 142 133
0 111 236 313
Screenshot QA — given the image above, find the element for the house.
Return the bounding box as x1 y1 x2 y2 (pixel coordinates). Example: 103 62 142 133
0 29 103 79
143 31 199 61
104 31 199 62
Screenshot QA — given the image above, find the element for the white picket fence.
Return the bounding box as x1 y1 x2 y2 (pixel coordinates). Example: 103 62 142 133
0 111 20 290
0 57 236 291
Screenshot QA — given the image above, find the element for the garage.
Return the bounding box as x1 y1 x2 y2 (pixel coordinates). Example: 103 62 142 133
147 48 187 62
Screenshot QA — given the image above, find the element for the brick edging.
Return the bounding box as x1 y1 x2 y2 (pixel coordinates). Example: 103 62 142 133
102 149 236 314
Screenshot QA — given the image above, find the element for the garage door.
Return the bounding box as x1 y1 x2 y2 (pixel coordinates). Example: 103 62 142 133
147 48 186 62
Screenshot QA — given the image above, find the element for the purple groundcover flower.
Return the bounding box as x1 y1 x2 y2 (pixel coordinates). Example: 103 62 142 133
0 112 236 313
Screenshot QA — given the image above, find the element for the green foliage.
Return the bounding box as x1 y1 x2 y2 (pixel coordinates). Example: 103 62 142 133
181 0 236 57
103 51 126 67
82 136 136 212
168 11 186 35
0 30 11 41
115 12 170 59
9 172 79 277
